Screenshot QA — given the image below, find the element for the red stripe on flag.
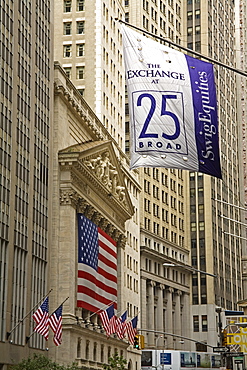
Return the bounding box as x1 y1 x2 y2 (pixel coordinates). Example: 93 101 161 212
78 270 117 293
78 282 117 298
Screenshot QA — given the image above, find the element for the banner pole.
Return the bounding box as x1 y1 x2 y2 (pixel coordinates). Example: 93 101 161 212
117 19 247 78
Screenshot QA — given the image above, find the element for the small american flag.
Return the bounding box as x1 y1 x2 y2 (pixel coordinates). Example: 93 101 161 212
32 297 49 340
49 305 63 346
99 304 117 336
116 311 127 339
77 214 117 312
126 316 138 345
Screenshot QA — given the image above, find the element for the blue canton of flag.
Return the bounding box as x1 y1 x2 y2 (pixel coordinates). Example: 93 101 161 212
78 215 99 270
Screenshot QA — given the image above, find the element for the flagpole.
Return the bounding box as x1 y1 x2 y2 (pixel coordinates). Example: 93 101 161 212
6 289 52 340
50 296 69 316
85 300 117 321
117 19 247 78
26 296 69 344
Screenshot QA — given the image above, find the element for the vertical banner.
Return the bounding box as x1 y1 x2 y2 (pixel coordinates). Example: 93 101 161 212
121 25 221 178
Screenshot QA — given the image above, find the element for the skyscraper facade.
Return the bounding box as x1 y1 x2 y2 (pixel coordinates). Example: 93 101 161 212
185 0 244 347
54 0 126 151
0 0 54 364
123 0 192 350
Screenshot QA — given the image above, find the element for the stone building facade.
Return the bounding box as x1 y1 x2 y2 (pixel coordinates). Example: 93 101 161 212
50 62 141 369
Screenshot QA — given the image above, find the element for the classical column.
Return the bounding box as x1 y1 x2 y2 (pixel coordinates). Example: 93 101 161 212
147 280 156 346
141 278 147 335
174 290 182 349
166 287 174 349
157 284 165 334
181 292 191 350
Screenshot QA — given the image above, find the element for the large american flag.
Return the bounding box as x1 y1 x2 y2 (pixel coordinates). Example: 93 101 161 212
49 305 63 346
126 316 138 345
99 304 117 336
116 311 127 339
77 214 117 312
32 297 49 340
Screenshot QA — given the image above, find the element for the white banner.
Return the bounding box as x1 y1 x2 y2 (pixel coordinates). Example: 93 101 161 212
121 25 221 178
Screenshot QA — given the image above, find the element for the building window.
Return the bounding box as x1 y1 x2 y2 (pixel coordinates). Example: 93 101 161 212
77 0 85 11
202 315 208 332
187 27 193 36
77 88 84 96
195 25 201 34
64 22 72 35
195 9 200 19
195 41 201 52
191 222 196 232
63 67 71 78
76 66 85 79
77 21 85 34
64 0 72 12
63 45 72 57
199 221 205 231
77 43 84 56
187 11 193 21
193 315 199 332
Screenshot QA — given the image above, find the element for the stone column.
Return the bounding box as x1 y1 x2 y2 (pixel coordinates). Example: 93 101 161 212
174 290 182 349
147 280 156 346
157 284 165 334
181 292 191 350
141 278 147 334
166 287 174 349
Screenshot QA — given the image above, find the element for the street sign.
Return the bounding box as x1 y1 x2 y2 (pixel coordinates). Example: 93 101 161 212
235 360 244 364
213 347 230 353
225 352 244 357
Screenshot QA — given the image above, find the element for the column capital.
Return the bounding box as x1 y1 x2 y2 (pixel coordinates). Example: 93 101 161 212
166 287 174 294
147 280 156 288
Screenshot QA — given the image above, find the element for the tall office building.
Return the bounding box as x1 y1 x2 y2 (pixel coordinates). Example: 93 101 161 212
53 0 142 367
185 0 244 347
54 0 126 151
0 0 54 366
54 0 193 354
236 0 247 295
123 0 192 350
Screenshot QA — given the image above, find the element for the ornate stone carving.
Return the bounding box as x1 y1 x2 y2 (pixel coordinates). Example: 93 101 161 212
77 198 88 214
60 189 81 207
106 224 114 236
98 218 109 230
117 233 126 249
84 151 127 205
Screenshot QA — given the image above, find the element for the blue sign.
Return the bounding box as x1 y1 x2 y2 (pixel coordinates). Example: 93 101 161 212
160 353 171 365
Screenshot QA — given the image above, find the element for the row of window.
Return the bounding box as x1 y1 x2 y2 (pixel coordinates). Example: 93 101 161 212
63 21 84 35
126 274 138 292
126 254 138 273
63 0 84 12
145 238 185 262
63 43 84 57
193 315 208 332
63 66 84 80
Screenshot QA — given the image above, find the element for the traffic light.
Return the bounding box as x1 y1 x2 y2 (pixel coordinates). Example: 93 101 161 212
133 335 145 350
221 329 228 346
134 335 140 349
